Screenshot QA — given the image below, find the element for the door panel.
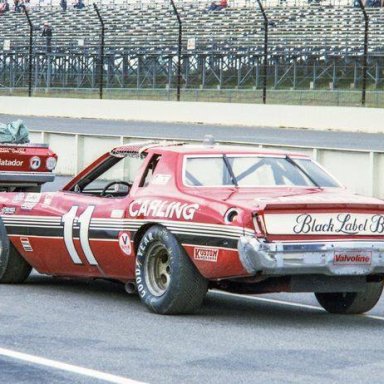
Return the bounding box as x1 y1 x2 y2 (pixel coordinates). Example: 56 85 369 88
19 191 136 281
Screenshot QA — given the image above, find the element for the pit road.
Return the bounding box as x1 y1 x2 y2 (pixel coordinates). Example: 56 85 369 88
1 114 384 383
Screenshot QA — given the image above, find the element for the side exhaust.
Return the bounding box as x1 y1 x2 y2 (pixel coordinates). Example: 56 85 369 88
125 281 137 295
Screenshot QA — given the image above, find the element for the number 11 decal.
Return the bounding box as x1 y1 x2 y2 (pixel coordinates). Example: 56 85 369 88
61 205 98 266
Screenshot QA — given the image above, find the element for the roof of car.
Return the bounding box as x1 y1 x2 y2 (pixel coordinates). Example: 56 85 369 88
111 142 309 158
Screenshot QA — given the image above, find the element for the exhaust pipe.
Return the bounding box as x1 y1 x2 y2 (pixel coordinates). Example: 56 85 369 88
125 281 137 295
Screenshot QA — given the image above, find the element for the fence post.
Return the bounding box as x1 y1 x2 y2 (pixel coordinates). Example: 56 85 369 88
170 0 182 102
24 8 33 97
255 0 268 104
93 3 105 100
356 0 368 106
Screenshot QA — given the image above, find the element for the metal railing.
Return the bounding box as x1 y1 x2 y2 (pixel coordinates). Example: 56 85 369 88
1 1 383 106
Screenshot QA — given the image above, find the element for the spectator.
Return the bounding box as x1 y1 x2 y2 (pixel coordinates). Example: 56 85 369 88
73 0 84 9
207 1 217 10
19 0 30 11
219 0 228 8
41 22 53 53
207 0 227 11
60 0 67 11
14 0 21 12
365 0 381 6
0 0 9 15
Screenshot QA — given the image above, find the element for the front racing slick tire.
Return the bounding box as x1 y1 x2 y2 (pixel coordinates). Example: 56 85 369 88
0 219 32 283
135 225 208 315
315 283 383 314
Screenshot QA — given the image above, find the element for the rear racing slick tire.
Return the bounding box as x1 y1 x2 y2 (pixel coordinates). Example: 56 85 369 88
135 225 208 315
0 218 32 283
315 283 383 314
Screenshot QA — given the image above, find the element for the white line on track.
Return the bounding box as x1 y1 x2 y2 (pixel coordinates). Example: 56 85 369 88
0 348 146 384
213 290 384 321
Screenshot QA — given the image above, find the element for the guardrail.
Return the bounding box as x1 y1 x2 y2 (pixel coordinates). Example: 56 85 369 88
29 130 384 199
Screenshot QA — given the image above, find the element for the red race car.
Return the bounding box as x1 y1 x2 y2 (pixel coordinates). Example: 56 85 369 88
0 139 383 315
0 143 57 192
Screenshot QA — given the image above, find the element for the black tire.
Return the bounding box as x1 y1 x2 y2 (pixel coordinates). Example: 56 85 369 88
315 283 383 314
0 218 32 283
135 225 208 315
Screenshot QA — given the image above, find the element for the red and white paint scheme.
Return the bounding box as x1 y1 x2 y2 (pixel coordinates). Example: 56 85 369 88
0 140 383 315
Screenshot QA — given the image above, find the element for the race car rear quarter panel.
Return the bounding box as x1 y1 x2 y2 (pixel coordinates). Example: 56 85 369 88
183 244 247 279
126 194 250 279
177 216 251 279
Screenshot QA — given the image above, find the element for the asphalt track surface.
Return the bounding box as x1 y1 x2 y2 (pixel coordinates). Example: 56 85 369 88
2 113 384 151
1 114 384 383
2 276 384 384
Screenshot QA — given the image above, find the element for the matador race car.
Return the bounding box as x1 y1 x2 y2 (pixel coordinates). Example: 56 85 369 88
0 139 383 315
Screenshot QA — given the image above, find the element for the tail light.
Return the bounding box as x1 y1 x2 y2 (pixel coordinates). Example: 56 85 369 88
46 157 57 171
253 213 266 237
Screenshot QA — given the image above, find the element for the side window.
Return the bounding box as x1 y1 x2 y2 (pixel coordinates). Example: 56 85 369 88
74 153 147 197
139 155 161 188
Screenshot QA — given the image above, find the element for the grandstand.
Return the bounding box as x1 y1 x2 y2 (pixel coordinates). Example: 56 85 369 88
0 0 383 99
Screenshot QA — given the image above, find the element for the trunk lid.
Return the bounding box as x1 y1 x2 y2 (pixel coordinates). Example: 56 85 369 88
225 188 384 240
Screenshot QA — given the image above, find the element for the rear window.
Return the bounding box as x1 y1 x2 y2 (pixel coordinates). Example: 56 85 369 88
183 155 340 188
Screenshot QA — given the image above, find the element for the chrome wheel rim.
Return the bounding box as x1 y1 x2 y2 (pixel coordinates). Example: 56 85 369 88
144 241 171 297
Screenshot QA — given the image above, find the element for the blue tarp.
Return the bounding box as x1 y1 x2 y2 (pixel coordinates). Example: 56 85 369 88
0 120 30 144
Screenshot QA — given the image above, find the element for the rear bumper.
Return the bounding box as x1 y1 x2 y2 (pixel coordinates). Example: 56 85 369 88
0 171 55 185
238 236 384 276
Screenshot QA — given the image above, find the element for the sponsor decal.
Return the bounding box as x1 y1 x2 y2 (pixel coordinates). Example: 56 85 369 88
293 213 384 235
129 199 199 221
111 209 124 219
0 207 16 215
333 251 372 265
151 174 171 186
0 148 26 154
264 213 384 236
118 231 132 256
0 159 23 167
21 202 37 210
12 192 25 204
30 156 41 170
42 193 54 208
194 246 219 262
25 193 40 203
20 237 33 252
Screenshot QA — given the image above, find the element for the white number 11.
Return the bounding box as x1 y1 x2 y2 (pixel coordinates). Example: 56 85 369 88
61 206 98 266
